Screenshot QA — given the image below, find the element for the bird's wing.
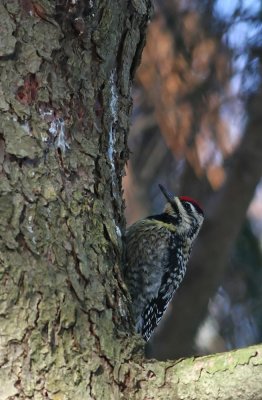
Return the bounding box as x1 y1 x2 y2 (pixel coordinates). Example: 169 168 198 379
139 293 170 341
125 219 171 320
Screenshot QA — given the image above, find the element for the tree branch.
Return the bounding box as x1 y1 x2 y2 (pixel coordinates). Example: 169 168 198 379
131 344 262 399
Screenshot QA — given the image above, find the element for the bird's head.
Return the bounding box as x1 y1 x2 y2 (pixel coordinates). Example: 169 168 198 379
159 184 204 240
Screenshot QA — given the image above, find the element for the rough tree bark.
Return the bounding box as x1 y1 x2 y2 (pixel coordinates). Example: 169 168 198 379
0 1 262 399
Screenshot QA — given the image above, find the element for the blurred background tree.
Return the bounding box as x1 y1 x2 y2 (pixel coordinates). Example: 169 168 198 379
123 0 262 360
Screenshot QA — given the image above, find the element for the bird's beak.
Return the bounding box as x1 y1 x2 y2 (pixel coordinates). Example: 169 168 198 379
159 184 176 207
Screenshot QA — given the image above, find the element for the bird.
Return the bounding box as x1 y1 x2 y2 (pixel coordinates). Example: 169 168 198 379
124 184 204 341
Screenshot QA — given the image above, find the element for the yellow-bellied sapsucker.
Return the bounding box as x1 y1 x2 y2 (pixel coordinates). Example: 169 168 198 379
124 185 204 341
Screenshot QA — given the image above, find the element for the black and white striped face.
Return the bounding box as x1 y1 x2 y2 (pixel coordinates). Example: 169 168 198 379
159 184 204 241
174 196 204 240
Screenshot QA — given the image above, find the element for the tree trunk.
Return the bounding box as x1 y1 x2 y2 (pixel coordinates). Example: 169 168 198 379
0 1 262 399
0 0 149 397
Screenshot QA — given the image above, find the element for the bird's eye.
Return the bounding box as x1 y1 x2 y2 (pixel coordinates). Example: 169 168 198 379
184 202 192 212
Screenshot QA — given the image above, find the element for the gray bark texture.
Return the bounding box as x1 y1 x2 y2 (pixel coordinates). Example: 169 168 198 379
0 1 262 399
